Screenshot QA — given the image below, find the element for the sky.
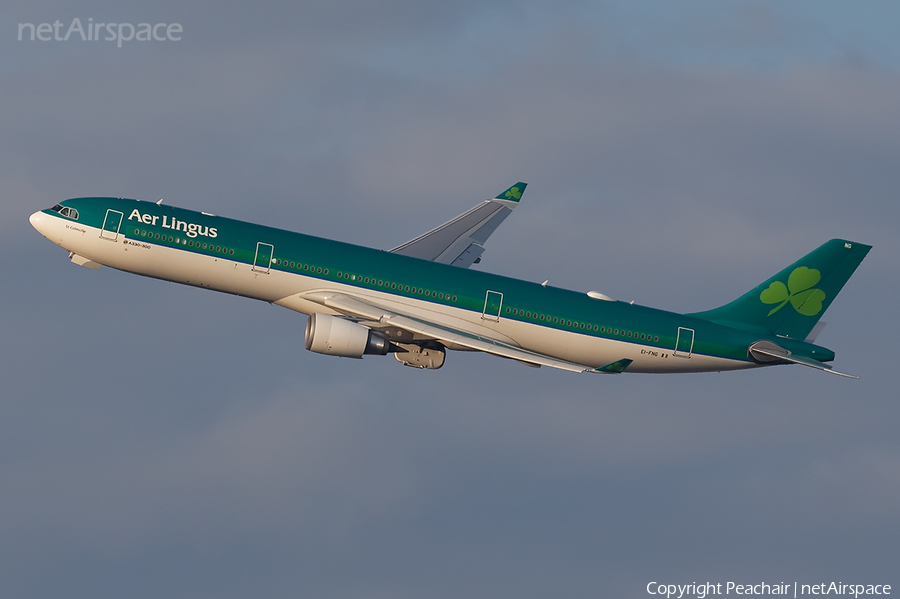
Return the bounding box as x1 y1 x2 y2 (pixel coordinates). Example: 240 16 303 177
2 1 899 597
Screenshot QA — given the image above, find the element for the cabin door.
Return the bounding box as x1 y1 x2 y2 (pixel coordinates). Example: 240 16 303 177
674 326 694 357
100 209 123 241
253 242 274 273
482 290 503 322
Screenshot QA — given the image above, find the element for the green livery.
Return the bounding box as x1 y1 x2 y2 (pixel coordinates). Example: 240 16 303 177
596 358 633 374
689 239 871 341
29 184 871 378
496 182 526 202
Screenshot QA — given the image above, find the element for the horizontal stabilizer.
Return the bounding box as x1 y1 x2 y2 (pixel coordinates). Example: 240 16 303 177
749 341 857 379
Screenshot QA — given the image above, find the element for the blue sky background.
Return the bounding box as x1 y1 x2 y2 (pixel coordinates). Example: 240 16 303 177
2 1 898 597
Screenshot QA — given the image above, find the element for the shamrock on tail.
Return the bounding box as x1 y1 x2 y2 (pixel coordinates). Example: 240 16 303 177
760 266 826 317
504 187 522 200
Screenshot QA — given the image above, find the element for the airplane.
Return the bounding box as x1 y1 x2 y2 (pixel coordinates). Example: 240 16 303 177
29 183 870 377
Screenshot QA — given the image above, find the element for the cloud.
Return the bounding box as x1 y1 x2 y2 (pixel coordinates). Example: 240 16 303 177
3 0 899 596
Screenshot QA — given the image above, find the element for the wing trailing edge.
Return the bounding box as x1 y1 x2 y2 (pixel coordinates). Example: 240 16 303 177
390 183 526 268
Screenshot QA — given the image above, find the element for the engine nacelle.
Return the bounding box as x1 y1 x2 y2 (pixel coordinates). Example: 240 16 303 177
304 313 390 358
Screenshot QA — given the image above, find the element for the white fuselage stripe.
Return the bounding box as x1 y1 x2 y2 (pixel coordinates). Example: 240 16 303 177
42 216 755 374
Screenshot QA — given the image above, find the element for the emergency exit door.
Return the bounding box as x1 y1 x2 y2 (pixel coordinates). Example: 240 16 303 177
674 327 694 358
482 290 503 322
253 242 274 273
100 209 123 241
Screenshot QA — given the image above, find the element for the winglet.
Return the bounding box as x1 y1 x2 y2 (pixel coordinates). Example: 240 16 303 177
593 358 633 374
391 183 527 267
495 182 527 202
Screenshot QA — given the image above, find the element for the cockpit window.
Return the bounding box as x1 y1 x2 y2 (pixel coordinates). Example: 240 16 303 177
52 205 79 220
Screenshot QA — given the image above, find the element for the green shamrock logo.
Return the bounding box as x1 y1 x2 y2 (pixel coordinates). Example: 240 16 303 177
504 186 522 200
760 266 826 317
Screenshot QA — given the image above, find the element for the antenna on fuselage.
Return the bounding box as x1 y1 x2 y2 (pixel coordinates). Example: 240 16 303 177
156 199 163 205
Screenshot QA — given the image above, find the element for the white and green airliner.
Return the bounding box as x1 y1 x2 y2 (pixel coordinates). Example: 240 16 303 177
29 183 870 376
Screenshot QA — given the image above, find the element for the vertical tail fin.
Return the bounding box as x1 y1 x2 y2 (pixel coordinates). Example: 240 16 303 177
688 239 871 341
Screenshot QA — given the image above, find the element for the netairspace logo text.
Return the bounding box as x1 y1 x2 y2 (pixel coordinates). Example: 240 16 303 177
646 581 891 599
18 19 181 47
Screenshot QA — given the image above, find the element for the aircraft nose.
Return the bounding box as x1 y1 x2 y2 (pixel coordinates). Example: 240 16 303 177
29 210 45 233
29 210 56 241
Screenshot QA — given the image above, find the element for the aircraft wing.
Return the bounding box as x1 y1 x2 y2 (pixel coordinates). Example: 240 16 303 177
389 183 526 268
279 288 597 373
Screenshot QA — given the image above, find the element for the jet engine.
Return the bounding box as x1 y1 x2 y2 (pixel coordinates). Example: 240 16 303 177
304 313 390 358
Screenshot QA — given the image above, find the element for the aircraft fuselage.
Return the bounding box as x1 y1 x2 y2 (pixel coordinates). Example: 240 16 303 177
29 197 845 375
